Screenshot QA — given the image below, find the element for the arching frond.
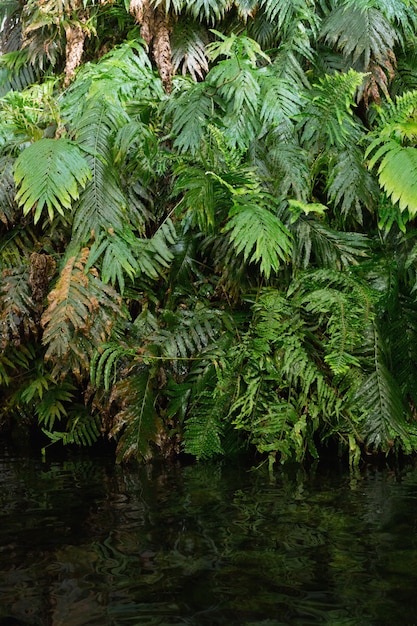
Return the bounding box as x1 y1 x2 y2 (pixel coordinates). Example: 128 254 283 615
166 80 215 154
327 146 377 224
71 98 128 242
352 321 415 451
183 0 230 24
0 263 37 349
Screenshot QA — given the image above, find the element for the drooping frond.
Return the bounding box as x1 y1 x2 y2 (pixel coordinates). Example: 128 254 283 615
14 138 92 224
327 145 377 223
0 50 40 96
365 91 417 215
171 19 209 80
71 98 128 242
184 401 224 459
87 218 175 292
294 269 374 375
320 2 398 70
289 214 370 270
41 247 124 379
367 140 417 215
110 365 160 462
352 321 414 451
165 80 215 154
183 0 230 24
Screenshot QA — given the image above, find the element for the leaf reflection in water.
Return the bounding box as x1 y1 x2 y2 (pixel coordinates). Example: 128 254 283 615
1 455 417 624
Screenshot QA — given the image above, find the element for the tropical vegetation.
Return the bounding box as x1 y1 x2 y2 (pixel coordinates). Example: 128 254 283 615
2 0 417 469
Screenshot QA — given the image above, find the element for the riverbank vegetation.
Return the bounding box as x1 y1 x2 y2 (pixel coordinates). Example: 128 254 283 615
2 0 417 468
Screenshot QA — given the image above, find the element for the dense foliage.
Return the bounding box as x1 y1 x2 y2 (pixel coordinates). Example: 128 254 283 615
2 0 417 468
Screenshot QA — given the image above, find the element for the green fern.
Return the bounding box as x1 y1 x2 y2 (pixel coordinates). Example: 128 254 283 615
110 365 160 462
299 69 366 151
171 19 209 81
14 138 92 223
224 194 292 279
320 2 398 70
71 98 128 243
0 263 37 348
352 321 414 451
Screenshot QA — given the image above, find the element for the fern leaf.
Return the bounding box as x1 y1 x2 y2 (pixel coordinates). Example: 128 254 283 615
166 81 215 154
320 2 398 69
0 264 37 348
366 139 417 215
171 19 209 81
41 247 124 379
352 322 409 450
184 404 223 459
71 98 128 243
14 138 91 224
110 366 159 462
299 70 366 150
224 195 292 278
183 0 229 24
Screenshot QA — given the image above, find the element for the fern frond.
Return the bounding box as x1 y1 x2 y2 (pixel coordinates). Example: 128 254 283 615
171 19 209 81
14 138 91 224
224 194 292 279
71 97 129 243
366 138 417 215
165 81 214 154
299 69 366 151
43 409 102 448
290 214 370 270
110 366 159 462
327 146 377 223
320 2 398 70
41 247 124 379
183 0 229 24
184 404 223 460
35 382 75 431
352 321 411 450
0 264 37 348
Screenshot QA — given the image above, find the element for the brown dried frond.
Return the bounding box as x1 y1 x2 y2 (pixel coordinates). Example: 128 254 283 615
29 252 56 303
64 20 87 86
130 0 154 46
153 7 173 93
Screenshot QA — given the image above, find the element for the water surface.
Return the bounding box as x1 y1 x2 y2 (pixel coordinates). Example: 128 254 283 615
1 450 417 625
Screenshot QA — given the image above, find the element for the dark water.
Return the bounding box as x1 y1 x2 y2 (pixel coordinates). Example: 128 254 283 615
2 450 417 626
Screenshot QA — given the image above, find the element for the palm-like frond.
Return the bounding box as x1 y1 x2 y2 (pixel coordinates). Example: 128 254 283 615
166 81 215 154
71 98 128 242
289 214 370 270
352 321 414 451
320 2 398 70
183 0 230 24
327 146 377 224
171 19 209 80
14 138 92 224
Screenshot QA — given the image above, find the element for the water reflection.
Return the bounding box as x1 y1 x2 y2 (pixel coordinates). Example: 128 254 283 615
1 451 417 625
